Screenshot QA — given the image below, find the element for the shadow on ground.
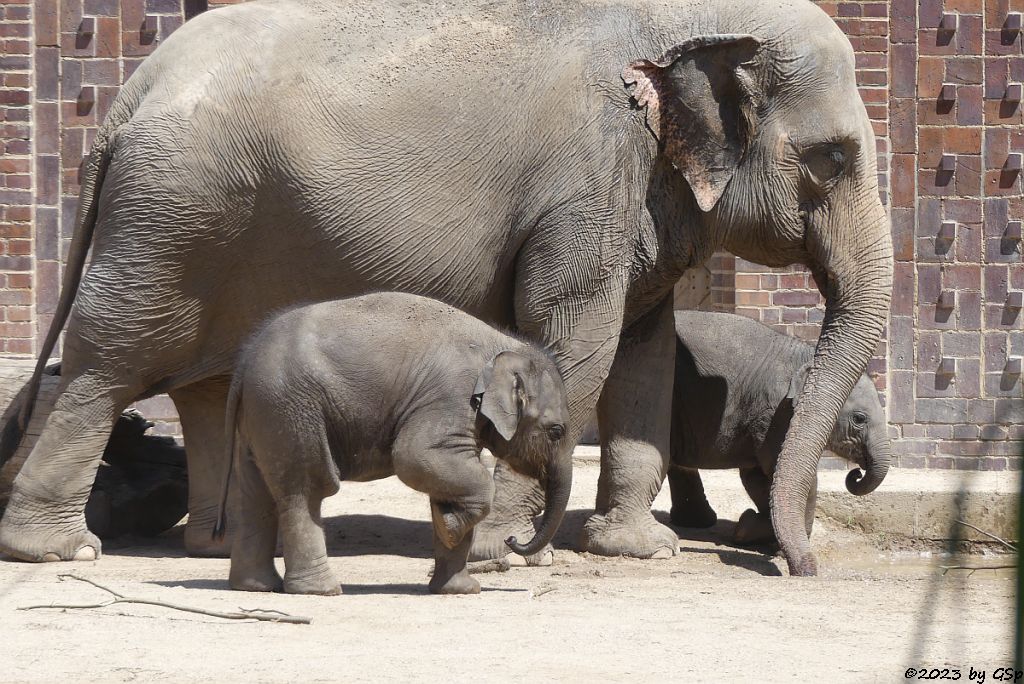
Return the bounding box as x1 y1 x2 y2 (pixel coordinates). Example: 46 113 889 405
107 508 781 576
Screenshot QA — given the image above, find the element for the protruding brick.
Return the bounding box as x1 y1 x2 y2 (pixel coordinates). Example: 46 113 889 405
939 83 957 102
938 220 957 242
1005 83 1022 103
937 357 956 376
939 153 957 172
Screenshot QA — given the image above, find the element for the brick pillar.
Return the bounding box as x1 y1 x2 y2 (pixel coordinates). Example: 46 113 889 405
0 0 34 355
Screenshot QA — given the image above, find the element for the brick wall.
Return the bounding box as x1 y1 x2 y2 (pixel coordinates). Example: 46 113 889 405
1 0 1022 465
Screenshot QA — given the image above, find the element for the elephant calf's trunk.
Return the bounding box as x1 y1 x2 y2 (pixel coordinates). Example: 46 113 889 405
845 440 890 496
504 449 572 557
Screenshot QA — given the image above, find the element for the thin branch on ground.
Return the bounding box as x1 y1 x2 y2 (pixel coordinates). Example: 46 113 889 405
954 520 1018 552
940 564 1018 576
17 574 311 625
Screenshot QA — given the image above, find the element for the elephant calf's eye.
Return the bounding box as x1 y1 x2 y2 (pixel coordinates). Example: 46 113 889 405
546 424 566 442
851 412 867 426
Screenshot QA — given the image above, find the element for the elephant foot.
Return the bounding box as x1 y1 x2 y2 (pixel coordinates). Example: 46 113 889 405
0 492 101 562
229 564 284 593
580 511 678 559
468 518 552 567
184 521 232 558
283 563 341 596
669 499 718 529
733 509 776 546
429 569 480 595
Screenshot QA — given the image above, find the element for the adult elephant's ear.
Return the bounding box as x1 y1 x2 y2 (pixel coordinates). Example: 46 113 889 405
623 34 763 212
473 351 529 442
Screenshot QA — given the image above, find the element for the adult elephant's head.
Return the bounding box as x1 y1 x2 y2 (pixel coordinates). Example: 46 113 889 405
624 2 892 575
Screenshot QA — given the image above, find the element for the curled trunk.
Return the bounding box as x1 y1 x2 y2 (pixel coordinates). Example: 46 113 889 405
845 436 891 496
504 446 572 556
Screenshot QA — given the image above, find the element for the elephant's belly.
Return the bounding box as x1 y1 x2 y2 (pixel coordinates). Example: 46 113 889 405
333 448 394 483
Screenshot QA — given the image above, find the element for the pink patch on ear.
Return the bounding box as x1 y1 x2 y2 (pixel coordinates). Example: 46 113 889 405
622 62 662 136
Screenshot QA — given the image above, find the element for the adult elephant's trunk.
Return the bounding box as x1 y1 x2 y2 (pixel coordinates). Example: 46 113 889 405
770 186 893 577
504 445 572 557
845 435 891 496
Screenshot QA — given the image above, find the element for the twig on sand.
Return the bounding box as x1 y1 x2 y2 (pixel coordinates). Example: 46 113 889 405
940 564 1017 576
17 574 311 625
954 520 1018 552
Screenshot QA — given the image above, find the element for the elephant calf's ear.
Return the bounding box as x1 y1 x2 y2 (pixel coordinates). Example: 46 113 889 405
623 34 763 212
787 362 814 407
473 351 527 442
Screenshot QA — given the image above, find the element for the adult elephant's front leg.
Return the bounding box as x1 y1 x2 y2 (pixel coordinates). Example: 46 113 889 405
582 296 679 559
470 265 627 565
169 378 233 557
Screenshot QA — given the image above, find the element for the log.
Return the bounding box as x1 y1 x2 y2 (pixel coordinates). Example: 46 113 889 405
0 360 189 539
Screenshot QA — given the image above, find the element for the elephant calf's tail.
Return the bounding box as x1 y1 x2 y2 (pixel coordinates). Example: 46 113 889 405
212 371 245 541
0 126 116 468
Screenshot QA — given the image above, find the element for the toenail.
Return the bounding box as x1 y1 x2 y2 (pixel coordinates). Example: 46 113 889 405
73 546 97 561
41 552 61 562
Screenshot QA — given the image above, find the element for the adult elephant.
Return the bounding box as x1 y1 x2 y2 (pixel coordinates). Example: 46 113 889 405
0 0 891 575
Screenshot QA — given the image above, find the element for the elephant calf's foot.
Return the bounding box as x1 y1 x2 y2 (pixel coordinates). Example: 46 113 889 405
468 519 552 567
283 562 341 596
0 494 101 562
429 569 480 595
669 499 718 529
229 564 284 593
733 509 776 546
580 511 679 559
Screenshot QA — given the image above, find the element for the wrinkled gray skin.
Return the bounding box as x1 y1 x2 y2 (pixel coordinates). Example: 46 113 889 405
217 293 572 595
0 0 891 576
666 311 890 546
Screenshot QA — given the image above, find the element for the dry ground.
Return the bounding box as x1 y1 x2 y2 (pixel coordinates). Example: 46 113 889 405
0 464 1016 683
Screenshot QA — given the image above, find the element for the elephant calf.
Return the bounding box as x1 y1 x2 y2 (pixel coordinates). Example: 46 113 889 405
667 311 889 545
216 293 572 595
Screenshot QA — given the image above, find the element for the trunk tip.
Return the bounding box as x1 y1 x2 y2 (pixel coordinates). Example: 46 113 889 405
787 552 818 577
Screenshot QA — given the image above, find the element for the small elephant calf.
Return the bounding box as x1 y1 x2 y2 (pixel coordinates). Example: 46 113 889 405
216 292 572 595
667 311 889 545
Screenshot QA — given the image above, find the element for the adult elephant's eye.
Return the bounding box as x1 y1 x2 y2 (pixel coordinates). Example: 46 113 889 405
804 144 847 186
547 424 566 442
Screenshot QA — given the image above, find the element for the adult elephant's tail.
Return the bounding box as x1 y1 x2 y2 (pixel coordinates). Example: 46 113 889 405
212 368 245 540
0 121 119 467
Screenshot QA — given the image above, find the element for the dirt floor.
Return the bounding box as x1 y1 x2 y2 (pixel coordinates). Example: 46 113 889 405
0 463 1017 683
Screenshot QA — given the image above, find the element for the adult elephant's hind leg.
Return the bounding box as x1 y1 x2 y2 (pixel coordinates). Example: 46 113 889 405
170 378 233 557
0 370 130 561
582 298 679 559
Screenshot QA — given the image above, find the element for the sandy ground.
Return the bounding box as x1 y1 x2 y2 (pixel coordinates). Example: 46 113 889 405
0 464 1016 683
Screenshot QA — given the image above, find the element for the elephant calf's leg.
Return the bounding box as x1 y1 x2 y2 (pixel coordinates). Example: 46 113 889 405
668 466 717 528
0 371 129 562
277 493 339 596
228 451 282 593
734 467 775 546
